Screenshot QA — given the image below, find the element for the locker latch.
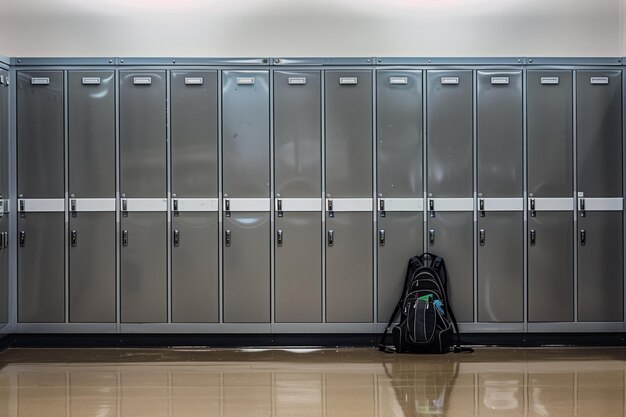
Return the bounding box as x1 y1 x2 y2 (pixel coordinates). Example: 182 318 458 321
429 230 435 246
479 199 485 217
327 199 334 218
479 229 486 246
579 198 586 217
529 198 536 217
580 229 586 246
172 197 179 217
327 230 334 247
122 230 128 246
173 230 180 247
429 199 435 218
276 230 283 246
378 230 385 246
224 199 231 217
71 230 77 247
19 198 25 213
70 198 77 217
379 199 386 218
530 229 536 246
2 232 7 249
19 231 25 247
122 198 128 217
277 199 283 218
225 230 232 246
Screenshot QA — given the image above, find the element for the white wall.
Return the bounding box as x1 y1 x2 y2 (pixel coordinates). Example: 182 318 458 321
0 0 623 57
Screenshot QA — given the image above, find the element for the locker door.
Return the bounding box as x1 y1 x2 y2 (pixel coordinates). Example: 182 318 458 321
171 70 218 198
578 212 623 322
326 212 373 323
275 212 322 323
0 69 7 200
18 213 65 322
477 71 522 197
68 71 115 197
17 71 64 198
0 217 7 324
172 212 219 323
426 70 473 198
222 71 270 198
69 212 115 323
274 71 321 198
528 212 574 322
427 212 473 322
120 212 167 323
325 71 372 198
477 212 524 322
376 70 422 198
223 213 270 323
119 71 166 198
377 212 423 322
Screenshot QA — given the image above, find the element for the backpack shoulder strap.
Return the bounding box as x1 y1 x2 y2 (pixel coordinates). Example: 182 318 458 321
435 259 473 353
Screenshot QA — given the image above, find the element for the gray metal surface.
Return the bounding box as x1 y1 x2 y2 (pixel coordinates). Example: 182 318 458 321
274 71 321 198
528 212 574 322
578 211 623 322
120 212 167 323
119 71 167 198
18 213 65 323
477 212 524 322
0 217 7 324
527 70 573 197
222 71 270 198
172 212 219 323
426 70 473 198
0 68 8 199
376 70 423 198
171 70 218 198
326 212 373 322
223 212 270 323
377 211 423 322
477 71 523 197
275 212 322 323
427 212 473 322
69 212 115 323
325 71 373 198
17 71 64 198
68 71 115 198
576 70 622 198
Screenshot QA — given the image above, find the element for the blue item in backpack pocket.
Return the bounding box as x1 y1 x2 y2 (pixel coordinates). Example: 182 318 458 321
434 299 445 316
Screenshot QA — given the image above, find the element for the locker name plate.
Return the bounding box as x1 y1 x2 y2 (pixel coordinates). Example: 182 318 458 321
30 77 50 85
590 77 609 85
540 77 559 85
339 77 358 85
441 77 459 85
288 77 307 85
389 76 408 85
236 77 255 85
185 77 204 85
133 77 152 85
491 76 510 85
82 77 101 85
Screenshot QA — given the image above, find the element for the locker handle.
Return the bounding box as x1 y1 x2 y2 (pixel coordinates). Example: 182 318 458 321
70 198 77 214
327 199 333 211
19 231 25 247
172 198 178 215
173 230 180 247
225 229 231 246
122 199 128 216
530 198 536 217
379 230 385 246
277 230 283 246
429 199 435 218
19 199 25 212
580 229 586 246
71 230 77 247
122 230 128 247
479 229 485 246
579 198 585 217
328 230 334 247
479 199 485 217
224 199 230 217
530 229 536 246
2 232 7 249
379 199 385 211
277 199 283 217
429 230 435 246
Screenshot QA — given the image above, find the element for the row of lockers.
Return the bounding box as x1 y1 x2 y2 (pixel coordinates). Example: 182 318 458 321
13 67 624 327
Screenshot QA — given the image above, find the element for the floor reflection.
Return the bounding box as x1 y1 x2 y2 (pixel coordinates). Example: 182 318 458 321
0 347 625 416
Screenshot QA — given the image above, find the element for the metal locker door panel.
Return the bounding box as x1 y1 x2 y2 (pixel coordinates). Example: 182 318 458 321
326 212 373 322
477 71 523 197
275 212 322 323
426 70 473 198
18 213 65 322
0 217 7 324
68 71 115 198
427 212 473 321
0 70 7 199
17 71 64 198
325 71 373 198
171 71 218 198
223 212 270 323
376 70 423 198
577 70 622 197
119 71 166 198
69 212 115 323
528 212 574 322
274 71 321 198
172 212 219 323
120 212 167 323
377 212 423 322
527 71 573 198
477 212 524 322
222 71 270 198
578 212 623 322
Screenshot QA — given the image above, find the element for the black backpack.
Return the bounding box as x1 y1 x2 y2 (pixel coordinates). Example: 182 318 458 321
378 253 472 354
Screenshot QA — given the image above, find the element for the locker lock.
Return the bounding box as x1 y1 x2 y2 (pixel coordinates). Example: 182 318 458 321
122 230 128 246
530 229 536 246
71 230 77 247
70 198 77 217
529 198 536 217
224 199 231 217
379 199 386 218
19 199 25 213
479 199 485 217
579 198 586 217
580 229 586 246
327 230 334 247
173 230 180 247
225 229 232 246
122 199 128 217
276 230 283 246
429 199 435 218
277 199 283 218
19 231 25 247
378 230 385 246
479 229 486 246
327 199 334 218
172 198 179 216
429 230 435 246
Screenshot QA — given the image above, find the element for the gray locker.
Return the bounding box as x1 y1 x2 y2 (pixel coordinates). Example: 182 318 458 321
0 217 7 324
528 213 574 322
172 212 219 323
18 213 65 322
477 212 524 322
17 71 64 198
427 212 473 321
0 69 8 199
477 71 523 197
274 71 321 198
68 71 115 197
527 71 573 197
171 70 218 198
223 213 270 323
222 71 270 198
426 70 473 198
119 71 166 198
326 212 373 322
377 212 423 322
120 213 167 323
325 71 373 198
576 70 622 197
578 212 623 322
69 212 116 323
275 212 322 322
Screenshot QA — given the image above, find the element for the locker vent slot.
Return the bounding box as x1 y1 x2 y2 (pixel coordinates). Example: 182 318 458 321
185 77 204 85
440 77 459 85
491 76 509 85
30 77 50 85
82 77 101 85
590 77 609 85
236 77 255 85
288 77 307 85
133 77 152 85
540 77 559 85
339 77 358 85
389 76 408 85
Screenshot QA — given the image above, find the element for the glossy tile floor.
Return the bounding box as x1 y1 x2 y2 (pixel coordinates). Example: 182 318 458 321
0 347 625 416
